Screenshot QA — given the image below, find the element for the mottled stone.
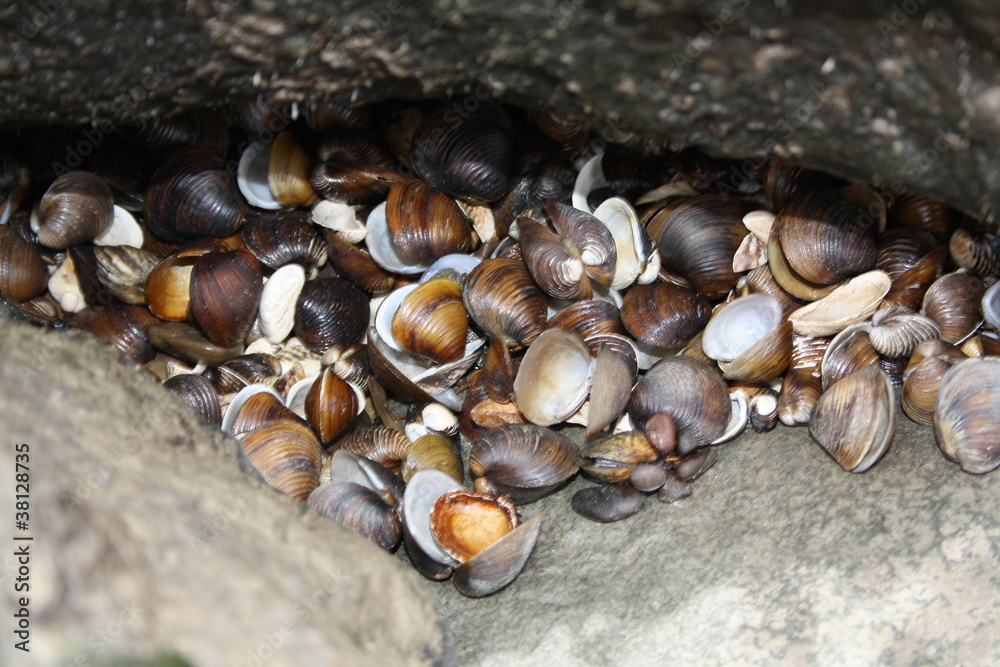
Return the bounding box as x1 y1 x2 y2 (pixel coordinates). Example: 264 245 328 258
424 410 1000 664
0 316 450 667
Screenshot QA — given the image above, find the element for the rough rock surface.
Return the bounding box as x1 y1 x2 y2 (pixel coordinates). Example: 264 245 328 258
0 1 999 218
0 315 451 667
424 415 1000 665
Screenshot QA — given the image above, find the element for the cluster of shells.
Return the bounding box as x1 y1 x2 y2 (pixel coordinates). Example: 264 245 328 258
1 99 999 597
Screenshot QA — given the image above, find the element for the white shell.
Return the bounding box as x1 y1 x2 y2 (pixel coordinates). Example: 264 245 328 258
513 329 594 426
402 469 464 566
571 153 608 212
592 197 649 290
703 294 783 362
94 206 144 247
420 254 482 282
47 254 87 313
982 280 1000 331
237 141 281 210
311 200 366 244
710 391 750 445
258 263 306 344
788 271 891 337
742 210 776 244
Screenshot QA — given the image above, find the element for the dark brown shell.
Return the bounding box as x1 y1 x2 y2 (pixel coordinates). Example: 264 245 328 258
144 146 246 242
620 282 711 349
949 227 1000 278
241 211 328 270
134 108 230 154
147 321 244 366
311 160 400 205
628 356 731 447
335 426 410 474
0 224 48 302
410 101 513 203
385 179 477 265
652 195 751 299
546 299 625 341
922 272 985 344
762 160 834 210
163 373 222 426
876 226 939 281
294 277 370 353
891 195 954 239
240 419 322 501
189 248 264 348
322 231 404 294
772 190 878 286
307 482 402 552
464 257 547 348
34 171 114 249
305 367 360 445
70 303 161 363
469 423 580 504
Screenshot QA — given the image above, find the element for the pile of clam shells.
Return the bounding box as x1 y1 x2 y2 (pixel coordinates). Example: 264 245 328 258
1 99 999 597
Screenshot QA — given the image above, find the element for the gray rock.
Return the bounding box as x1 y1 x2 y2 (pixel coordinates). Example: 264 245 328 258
424 414 1000 664
0 316 450 667
0 1 999 218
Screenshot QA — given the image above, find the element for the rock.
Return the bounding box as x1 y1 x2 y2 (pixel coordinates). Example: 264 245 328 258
0 315 451 667
425 415 1000 664
0 1 998 218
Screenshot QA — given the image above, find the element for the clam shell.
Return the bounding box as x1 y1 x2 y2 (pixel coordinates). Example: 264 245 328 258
242 211 327 270
901 342 966 426
809 365 895 472
429 490 518 563
652 195 751 299
934 357 1000 473
145 255 197 321
0 224 48 302
402 434 463 484
163 373 222 426
772 190 878 286
308 482 401 551
868 305 941 358
820 324 879 391
703 294 783 362
335 426 410 474
513 329 593 426
592 196 654 289
391 278 469 364
921 272 985 344
469 424 580 504
33 171 114 249
581 431 658 484
386 178 478 265
147 321 244 366
258 263 306 344
189 248 265 348
571 483 645 523
402 469 464 566
240 418 322 501
305 367 363 445
628 356 732 449
410 101 513 204
464 257 547 348
452 516 541 598
787 270 890 337
949 227 1000 278
145 146 246 242
93 245 159 305
620 282 711 349
294 277 369 353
